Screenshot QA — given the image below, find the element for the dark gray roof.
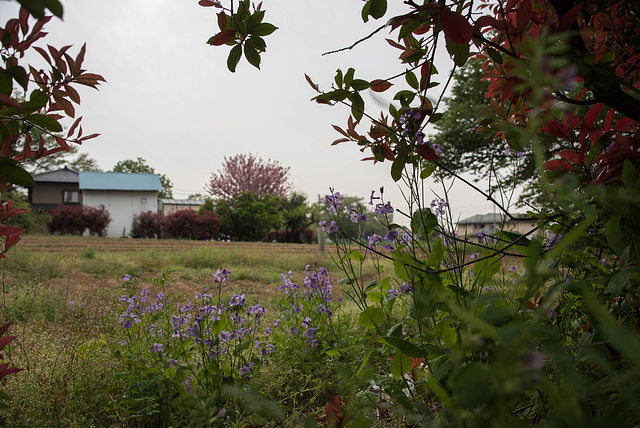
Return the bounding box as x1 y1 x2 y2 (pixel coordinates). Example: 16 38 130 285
458 213 526 225
33 166 79 183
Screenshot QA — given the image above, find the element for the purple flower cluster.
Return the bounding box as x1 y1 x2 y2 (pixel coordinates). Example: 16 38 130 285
117 270 273 385
430 198 448 217
324 189 344 213
319 220 339 234
503 146 525 158
276 264 340 352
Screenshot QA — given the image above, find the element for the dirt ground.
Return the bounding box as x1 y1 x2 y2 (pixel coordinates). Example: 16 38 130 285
10 236 330 304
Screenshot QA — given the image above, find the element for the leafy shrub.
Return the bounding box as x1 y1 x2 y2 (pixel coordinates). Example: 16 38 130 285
48 204 111 236
266 228 314 244
83 205 111 237
48 204 85 235
162 209 221 240
130 210 161 238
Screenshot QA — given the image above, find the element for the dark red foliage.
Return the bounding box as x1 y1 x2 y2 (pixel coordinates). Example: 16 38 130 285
131 211 161 239
163 210 221 241
48 204 111 236
83 205 111 237
266 229 314 244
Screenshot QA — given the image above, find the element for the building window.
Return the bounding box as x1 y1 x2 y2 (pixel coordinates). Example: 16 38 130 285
140 197 147 212
63 190 80 204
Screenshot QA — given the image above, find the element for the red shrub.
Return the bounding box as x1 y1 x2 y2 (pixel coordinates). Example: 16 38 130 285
84 205 111 237
49 205 85 235
266 228 315 244
48 204 111 236
131 211 161 238
163 210 221 240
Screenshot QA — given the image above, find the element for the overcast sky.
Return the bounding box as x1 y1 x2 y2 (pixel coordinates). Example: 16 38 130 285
1 0 501 224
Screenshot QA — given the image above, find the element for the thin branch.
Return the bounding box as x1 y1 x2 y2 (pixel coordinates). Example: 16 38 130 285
323 24 388 56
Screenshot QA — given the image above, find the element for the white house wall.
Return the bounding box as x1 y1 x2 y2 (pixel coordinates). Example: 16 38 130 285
82 190 158 237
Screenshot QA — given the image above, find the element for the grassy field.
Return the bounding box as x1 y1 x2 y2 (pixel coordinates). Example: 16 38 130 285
0 236 391 427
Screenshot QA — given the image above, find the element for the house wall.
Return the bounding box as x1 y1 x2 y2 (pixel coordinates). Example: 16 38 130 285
82 190 158 237
31 182 80 206
456 221 538 242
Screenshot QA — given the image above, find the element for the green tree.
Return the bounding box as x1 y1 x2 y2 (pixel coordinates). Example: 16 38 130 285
112 157 173 198
279 192 318 243
215 191 282 241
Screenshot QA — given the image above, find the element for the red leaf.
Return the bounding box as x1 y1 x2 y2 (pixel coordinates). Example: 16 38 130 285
19 7 29 35
0 335 16 350
326 395 341 425
67 116 83 138
516 0 532 33
558 149 579 163
544 159 574 171
541 120 572 140
440 9 473 44
413 24 431 35
0 323 12 338
332 125 350 139
304 74 318 91
604 108 615 133
332 138 350 146
370 79 392 92
417 144 440 161
207 29 235 46
580 103 604 145
199 0 217 6
0 95 22 110
217 12 228 31
557 4 582 32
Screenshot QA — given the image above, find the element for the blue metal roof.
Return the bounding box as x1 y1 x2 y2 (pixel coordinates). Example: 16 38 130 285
79 172 163 191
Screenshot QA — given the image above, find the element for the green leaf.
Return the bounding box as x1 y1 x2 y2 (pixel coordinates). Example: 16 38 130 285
341 250 364 262
324 347 345 357
429 112 444 123
358 307 385 329
420 164 437 179
446 39 470 67
390 349 412 378
405 71 419 90
6 66 28 91
27 114 63 132
0 158 35 187
350 79 370 91
344 68 355 89
334 69 344 88
391 150 407 182
250 22 277 37
369 0 387 19
227 44 242 72
329 89 350 102
351 92 364 122
411 208 438 237
361 0 371 23
473 254 501 283
426 237 445 270
382 336 428 358
244 43 261 69
450 363 489 407
486 48 503 64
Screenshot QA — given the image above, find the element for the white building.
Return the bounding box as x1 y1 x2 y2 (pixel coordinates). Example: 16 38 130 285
79 172 163 237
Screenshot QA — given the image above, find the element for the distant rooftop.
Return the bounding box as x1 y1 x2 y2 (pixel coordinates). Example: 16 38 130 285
33 166 78 183
79 172 163 191
159 199 205 205
458 213 528 224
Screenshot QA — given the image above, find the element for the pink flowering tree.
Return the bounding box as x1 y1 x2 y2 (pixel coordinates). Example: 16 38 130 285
206 153 291 202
